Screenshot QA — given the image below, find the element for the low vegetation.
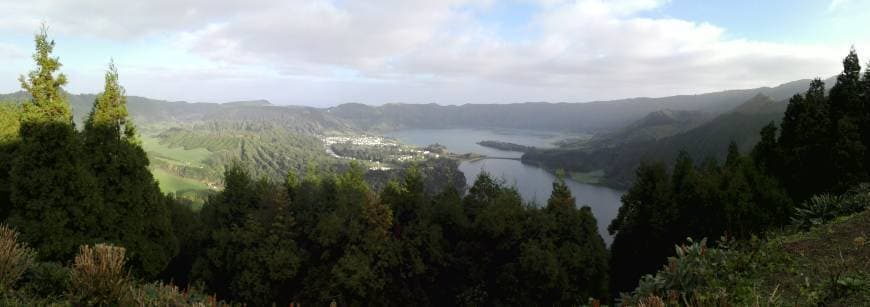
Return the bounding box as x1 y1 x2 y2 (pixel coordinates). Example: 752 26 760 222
622 206 870 306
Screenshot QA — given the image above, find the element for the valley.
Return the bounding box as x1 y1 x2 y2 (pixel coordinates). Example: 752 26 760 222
3 5 870 305
3 76 827 206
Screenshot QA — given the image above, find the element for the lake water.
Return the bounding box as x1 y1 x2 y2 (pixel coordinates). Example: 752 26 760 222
385 128 624 244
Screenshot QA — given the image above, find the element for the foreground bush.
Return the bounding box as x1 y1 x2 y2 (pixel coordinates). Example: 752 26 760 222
132 282 217 306
622 238 766 306
19 261 70 300
0 224 36 293
70 244 131 305
792 184 870 230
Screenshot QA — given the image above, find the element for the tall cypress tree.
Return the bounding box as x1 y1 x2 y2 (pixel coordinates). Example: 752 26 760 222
8 26 103 260
83 62 178 278
828 48 867 191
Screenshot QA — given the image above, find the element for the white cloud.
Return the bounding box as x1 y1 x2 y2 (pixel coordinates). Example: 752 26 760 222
0 0 860 105
829 0 851 11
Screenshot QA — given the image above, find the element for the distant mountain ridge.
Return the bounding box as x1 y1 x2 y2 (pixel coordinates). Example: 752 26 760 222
522 93 791 187
0 76 835 136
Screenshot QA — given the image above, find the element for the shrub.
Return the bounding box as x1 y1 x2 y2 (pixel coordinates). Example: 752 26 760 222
0 224 36 293
131 282 217 306
69 244 132 305
792 187 870 230
841 183 870 214
792 194 843 230
20 261 70 299
622 238 777 306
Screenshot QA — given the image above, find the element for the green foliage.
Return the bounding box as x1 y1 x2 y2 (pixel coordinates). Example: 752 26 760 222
792 186 870 230
0 101 20 143
792 194 844 230
775 49 870 200
520 178 609 304
624 238 777 307
131 282 216 306
608 148 792 295
626 206 870 306
85 61 134 140
155 123 337 184
18 24 71 126
180 164 610 305
19 262 70 300
9 27 104 262
81 61 178 279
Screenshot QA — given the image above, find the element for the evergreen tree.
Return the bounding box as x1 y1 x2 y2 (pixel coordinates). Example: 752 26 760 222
608 162 674 294
778 79 834 201
295 162 395 305
224 187 302 305
82 62 178 278
751 122 780 176
456 172 528 305
520 177 608 303
828 48 867 191
8 26 103 260
380 167 453 305
193 162 267 296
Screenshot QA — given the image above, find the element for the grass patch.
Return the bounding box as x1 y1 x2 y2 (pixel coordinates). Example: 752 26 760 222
570 169 604 184
140 135 211 167
756 209 870 305
151 168 208 194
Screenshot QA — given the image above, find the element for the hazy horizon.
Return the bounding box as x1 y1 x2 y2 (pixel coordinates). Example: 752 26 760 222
0 0 867 106
1 74 832 108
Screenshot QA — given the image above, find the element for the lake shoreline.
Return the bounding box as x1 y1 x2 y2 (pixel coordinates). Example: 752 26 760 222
385 128 625 244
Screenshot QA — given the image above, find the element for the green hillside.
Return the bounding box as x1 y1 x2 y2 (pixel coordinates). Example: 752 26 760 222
523 94 789 188
624 206 870 306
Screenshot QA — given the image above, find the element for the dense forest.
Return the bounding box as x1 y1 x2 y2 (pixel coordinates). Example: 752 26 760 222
1 28 869 305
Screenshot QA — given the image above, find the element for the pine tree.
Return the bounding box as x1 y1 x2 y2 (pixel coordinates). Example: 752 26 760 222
82 62 177 278
8 26 103 260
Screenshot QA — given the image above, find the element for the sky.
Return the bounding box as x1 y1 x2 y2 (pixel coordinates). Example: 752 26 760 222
0 0 867 106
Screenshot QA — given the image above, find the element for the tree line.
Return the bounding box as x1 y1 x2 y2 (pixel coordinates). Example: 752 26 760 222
608 47 870 295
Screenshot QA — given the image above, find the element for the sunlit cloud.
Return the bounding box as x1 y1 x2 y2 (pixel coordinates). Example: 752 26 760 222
0 0 864 105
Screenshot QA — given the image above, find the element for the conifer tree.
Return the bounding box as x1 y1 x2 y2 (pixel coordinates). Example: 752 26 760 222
778 79 834 200
751 122 780 176
8 25 103 260
83 61 177 278
521 176 608 303
608 162 673 294
828 48 867 191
